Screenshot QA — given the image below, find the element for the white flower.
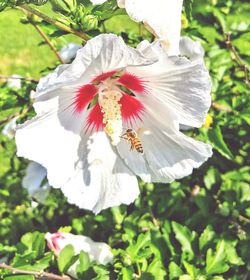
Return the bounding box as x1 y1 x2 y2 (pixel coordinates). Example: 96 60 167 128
90 0 183 55
59 42 82 63
45 232 113 278
7 74 22 89
22 161 50 203
16 34 212 214
2 117 18 139
179 36 206 131
180 36 205 61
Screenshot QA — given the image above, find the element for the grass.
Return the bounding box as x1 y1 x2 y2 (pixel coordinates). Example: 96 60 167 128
0 7 59 79
0 4 140 80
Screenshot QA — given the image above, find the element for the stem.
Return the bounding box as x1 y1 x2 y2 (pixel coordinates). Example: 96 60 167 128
225 32 250 88
20 4 90 42
239 215 250 224
0 106 31 126
32 23 64 64
0 75 38 83
148 206 160 229
0 263 71 280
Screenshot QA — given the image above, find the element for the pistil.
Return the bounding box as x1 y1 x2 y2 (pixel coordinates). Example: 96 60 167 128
98 89 123 146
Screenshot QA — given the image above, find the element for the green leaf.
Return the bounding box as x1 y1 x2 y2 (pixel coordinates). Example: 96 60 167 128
212 8 227 32
224 241 244 266
172 221 195 260
3 276 35 280
169 261 183 280
57 226 72 233
121 267 133 280
127 232 151 260
199 226 215 252
20 232 45 259
179 275 192 280
162 221 177 257
204 167 220 190
184 0 194 21
146 259 166 280
206 240 230 275
57 244 78 274
76 250 91 277
183 261 198 278
208 126 234 160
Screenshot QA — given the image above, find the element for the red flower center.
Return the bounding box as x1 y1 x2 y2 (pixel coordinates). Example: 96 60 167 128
73 71 146 132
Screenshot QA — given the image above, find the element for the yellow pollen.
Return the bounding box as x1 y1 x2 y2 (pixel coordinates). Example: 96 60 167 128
99 89 123 145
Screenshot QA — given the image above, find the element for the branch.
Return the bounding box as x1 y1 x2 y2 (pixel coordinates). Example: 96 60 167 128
148 206 160 229
225 32 250 88
212 102 232 113
31 22 64 64
0 106 30 126
19 4 90 42
0 263 71 280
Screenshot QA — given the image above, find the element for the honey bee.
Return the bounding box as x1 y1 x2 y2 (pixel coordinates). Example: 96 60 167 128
121 129 143 154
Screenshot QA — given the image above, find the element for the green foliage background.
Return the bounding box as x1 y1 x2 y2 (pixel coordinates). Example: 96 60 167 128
0 0 249 279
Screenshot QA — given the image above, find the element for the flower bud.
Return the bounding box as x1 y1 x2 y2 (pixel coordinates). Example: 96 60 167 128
45 232 113 278
81 15 98 31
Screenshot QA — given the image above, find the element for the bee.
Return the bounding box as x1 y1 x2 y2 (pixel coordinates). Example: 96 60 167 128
121 129 143 154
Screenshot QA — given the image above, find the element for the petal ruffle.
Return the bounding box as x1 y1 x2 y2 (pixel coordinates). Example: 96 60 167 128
129 42 212 128
141 114 212 183
179 36 205 60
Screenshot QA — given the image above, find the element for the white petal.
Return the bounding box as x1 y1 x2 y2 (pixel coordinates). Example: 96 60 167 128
129 42 212 128
61 131 139 214
2 117 18 139
180 36 205 60
117 96 212 182
118 96 212 183
124 0 183 55
35 34 157 99
16 111 84 192
59 42 82 63
143 97 212 182
116 97 179 182
22 161 47 195
116 137 151 183
141 114 212 183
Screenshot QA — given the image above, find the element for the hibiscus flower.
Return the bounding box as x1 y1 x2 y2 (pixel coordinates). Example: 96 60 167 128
90 0 183 55
45 232 113 278
16 34 212 213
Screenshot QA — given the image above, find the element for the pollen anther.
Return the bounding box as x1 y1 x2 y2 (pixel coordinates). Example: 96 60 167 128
98 89 123 146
